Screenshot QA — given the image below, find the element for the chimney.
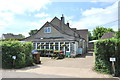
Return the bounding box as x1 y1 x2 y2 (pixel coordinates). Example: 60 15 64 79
67 22 69 27
60 14 65 30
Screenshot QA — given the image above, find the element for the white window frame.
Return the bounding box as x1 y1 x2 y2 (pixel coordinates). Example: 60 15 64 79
44 27 51 33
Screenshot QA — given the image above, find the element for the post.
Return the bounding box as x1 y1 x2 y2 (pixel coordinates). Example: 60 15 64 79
110 57 116 76
12 56 16 68
112 61 116 76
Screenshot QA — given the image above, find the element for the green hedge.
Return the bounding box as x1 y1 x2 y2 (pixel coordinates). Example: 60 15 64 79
1 41 34 69
94 39 120 76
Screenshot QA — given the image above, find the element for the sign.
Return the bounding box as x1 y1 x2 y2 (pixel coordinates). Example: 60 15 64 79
12 56 16 59
110 58 116 61
32 50 38 54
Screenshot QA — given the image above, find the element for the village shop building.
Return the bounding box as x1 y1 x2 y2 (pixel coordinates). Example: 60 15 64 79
23 15 88 57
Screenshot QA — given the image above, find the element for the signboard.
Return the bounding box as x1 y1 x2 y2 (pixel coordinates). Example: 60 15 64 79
12 56 16 59
32 50 38 54
110 58 116 61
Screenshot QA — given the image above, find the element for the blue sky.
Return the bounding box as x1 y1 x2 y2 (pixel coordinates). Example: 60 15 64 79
0 0 118 37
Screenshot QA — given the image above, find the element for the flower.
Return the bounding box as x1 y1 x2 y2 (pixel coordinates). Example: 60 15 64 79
52 44 55 46
38 44 42 47
61 44 65 46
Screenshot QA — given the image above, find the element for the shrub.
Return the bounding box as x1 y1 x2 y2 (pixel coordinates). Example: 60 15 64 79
94 39 120 76
1 41 33 69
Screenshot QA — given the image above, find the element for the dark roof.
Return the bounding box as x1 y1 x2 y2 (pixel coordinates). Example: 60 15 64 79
3 34 23 39
23 15 88 41
76 29 88 41
101 32 115 39
50 17 80 38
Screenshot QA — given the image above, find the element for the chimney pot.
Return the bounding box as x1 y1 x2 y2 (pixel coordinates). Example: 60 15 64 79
60 14 65 30
67 22 69 27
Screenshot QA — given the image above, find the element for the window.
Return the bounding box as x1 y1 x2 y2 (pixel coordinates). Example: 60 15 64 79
41 43 44 49
55 42 58 50
46 43 49 49
37 43 40 49
65 42 69 51
44 27 51 33
50 43 53 49
60 42 64 50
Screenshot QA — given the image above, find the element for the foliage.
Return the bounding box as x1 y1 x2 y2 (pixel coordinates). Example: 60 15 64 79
88 31 94 41
29 29 38 36
1 41 33 69
18 34 25 38
115 29 120 39
92 27 114 40
0 39 22 41
94 39 120 76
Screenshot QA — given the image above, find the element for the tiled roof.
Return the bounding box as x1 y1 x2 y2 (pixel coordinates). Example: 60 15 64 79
23 15 88 41
101 32 115 39
3 34 23 39
50 17 80 38
76 29 88 41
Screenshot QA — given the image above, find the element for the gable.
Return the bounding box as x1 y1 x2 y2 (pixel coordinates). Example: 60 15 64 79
50 17 80 38
50 17 61 28
24 22 75 41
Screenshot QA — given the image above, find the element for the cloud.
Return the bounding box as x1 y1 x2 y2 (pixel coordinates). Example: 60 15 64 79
30 17 52 28
0 0 51 14
0 0 51 36
35 12 49 17
52 0 118 2
70 1 118 31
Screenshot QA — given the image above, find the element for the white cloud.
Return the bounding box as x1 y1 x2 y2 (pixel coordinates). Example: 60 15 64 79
39 17 52 23
70 1 118 31
35 12 49 17
65 16 74 22
0 0 51 14
30 17 52 28
0 0 51 36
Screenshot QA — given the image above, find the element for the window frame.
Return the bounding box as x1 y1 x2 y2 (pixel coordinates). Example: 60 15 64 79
44 27 51 33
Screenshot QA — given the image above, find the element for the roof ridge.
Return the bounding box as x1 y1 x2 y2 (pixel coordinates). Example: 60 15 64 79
50 16 61 23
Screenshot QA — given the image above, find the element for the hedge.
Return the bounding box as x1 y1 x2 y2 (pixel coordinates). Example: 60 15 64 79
1 41 34 69
94 39 120 76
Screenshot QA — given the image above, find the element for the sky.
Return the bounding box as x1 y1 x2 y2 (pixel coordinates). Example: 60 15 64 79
0 0 119 37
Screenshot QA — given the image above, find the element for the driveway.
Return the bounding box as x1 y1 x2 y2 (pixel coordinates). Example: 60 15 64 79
2 51 112 78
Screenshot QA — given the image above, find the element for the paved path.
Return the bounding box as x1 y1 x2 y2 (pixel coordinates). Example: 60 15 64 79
2 52 112 78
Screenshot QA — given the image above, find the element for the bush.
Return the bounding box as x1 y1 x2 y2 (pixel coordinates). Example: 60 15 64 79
94 39 120 76
1 41 34 69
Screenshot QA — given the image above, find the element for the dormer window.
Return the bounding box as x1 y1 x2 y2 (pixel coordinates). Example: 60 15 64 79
44 27 51 33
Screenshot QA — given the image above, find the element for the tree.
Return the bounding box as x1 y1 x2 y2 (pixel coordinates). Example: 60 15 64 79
92 27 114 40
115 29 120 38
29 29 38 36
88 31 94 41
18 34 25 38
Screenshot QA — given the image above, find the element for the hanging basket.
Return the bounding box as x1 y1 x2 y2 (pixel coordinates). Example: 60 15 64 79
61 44 65 46
52 44 55 46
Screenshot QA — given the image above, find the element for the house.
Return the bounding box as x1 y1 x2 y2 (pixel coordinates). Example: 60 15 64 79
101 32 115 39
88 32 115 51
23 15 88 57
2 33 23 39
